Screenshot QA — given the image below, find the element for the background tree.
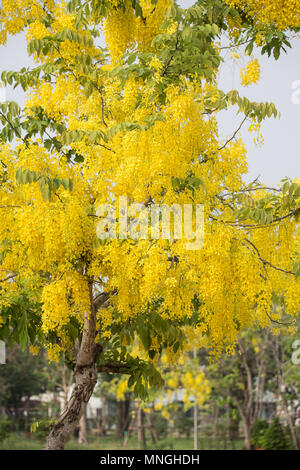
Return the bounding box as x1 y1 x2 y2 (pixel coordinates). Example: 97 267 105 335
206 329 275 449
0 345 48 430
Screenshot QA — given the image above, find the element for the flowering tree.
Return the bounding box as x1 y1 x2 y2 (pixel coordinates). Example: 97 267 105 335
0 0 299 449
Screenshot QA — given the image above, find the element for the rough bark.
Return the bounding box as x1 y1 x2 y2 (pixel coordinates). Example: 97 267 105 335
44 281 127 450
45 279 98 450
45 363 97 449
78 402 88 445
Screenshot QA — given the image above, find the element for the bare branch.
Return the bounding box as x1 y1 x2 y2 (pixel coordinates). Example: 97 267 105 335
218 114 249 151
0 273 18 283
221 187 282 198
210 207 300 230
243 238 296 276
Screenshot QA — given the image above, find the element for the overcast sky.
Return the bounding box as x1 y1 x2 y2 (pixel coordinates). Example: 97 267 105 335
0 0 299 186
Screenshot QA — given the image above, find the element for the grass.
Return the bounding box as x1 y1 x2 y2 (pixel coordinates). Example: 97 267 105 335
0 433 244 451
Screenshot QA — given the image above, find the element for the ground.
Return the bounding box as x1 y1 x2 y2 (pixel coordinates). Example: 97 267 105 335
0 433 244 450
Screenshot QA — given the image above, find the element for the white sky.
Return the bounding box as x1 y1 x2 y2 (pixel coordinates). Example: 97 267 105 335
0 0 299 186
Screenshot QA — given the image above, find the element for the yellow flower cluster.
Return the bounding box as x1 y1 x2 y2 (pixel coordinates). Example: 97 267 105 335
47 343 63 362
104 0 172 61
240 58 261 87
29 345 40 356
226 0 300 30
182 371 211 410
151 359 211 421
0 0 44 43
116 379 129 401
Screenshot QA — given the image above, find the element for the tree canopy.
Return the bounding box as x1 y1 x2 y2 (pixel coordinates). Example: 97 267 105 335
0 0 299 449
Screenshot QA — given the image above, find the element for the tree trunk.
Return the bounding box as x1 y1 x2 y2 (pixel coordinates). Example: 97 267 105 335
212 405 219 438
78 402 88 445
147 413 158 444
45 363 97 449
241 415 252 450
123 395 131 433
137 403 146 449
193 402 198 450
279 390 299 449
116 396 131 438
274 336 299 450
99 396 107 436
193 349 198 450
45 280 98 450
24 397 30 432
116 400 124 438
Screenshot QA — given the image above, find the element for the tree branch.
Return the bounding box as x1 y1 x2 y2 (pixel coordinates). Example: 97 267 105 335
0 273 18 283
243 238 296 276
161 36 179 77
0 110 28 147
93 289 117 312
210 207 300 230
218 114 249 151
97 362 131 375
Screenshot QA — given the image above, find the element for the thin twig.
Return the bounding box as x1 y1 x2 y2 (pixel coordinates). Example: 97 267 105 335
210 207 300 230
218 114 249 151
219 39 252 50
243 238 295 276
266 312 293 326
161 36 179 77
0 111 28 148
221 187 282 198
0 273 18 283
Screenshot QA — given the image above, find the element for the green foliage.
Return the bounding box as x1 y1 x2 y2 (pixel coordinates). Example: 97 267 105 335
0 433 244 450
16 167 73 201
175 416 192 439
231 179 300 228
172 175 205 195
0 420 12 442
0 292 42 351
30 419 56 441
262 417 292 450
150 412 169 440
251 419 269 449
0 101 22 143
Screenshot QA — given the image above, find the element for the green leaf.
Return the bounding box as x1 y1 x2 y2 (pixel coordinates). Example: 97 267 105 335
127 53 136 65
